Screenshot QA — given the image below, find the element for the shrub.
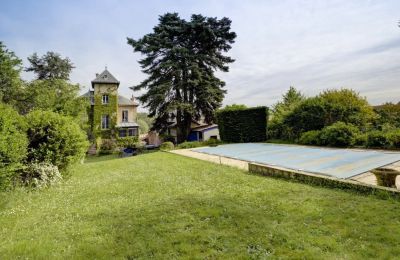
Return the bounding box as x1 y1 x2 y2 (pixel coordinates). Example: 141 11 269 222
26 110 89 171
99 139 117 154
160 141 174 151
366 131 390 148
319 122 360 147
0 104 28 190
21 162 62 189
116 136 139 148
354 133 368 146
204 138 223 147
299 130 322 145
387 130 400 149
216 106 268 143
177 141 203 149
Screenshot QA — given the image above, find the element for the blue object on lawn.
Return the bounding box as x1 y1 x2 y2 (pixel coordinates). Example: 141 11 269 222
194 143 400 179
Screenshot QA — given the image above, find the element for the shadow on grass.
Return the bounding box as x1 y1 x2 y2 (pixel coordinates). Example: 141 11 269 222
84 150 160 164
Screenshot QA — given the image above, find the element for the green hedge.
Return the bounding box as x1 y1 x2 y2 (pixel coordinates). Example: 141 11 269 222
216 106 268 142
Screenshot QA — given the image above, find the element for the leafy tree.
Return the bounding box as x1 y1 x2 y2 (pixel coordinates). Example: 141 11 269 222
284 89 374 138
219 104 247 111
128 13 236 143
137 119 149 134
268 87 305 139
0 42 23 105
137 112 153 128
25 51 74 80
16 79 89 130
373 102 400 129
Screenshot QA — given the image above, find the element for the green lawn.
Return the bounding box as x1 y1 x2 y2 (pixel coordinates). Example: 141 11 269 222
1 152 400 259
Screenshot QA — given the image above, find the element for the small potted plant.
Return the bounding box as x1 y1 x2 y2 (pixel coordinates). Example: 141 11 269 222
371 167 399 188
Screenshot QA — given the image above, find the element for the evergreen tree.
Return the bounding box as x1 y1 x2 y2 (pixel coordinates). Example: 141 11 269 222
25 51 74 80
127 13 236 143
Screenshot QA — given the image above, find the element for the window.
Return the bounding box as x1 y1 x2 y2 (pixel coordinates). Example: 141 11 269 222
102 95 109 104
101 115 109 129
128 128 137 136
119 129 127 137
122 110 128 122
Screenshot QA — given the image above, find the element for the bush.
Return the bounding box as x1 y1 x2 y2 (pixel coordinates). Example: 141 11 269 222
216 106 268 143
160 141 174 151
26 110 89 171
387 130 400 149
354 133 368 146
116 136 139 148
99 139 117 154
319 122 360 147
366 131 390 148
299 130 322 145
21 162 62 189
177 141 203 149
0 104 28 190
204 138 223 147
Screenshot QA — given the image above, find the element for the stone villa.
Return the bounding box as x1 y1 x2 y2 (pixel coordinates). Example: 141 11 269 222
83 69 139 139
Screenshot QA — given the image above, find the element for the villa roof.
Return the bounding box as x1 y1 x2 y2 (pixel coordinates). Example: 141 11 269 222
119 95 138 106
91 69 120 87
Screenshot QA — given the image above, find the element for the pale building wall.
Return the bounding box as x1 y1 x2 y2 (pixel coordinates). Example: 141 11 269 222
203 128 220 141
117 105 137 123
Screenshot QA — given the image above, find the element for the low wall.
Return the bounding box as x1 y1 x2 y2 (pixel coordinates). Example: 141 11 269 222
249 163 400 199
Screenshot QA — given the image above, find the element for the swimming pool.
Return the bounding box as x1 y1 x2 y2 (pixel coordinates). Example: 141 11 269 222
194 143 400 179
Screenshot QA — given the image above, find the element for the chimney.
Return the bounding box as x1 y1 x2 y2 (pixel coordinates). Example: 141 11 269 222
95 73 99 77
131 95 135 102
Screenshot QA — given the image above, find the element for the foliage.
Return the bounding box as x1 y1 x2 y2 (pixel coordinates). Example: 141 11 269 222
219 104 247 111
2 153 400 258
99 139 117 155
0 104 28 190
354 133 368 146
21 162 62 189
25 51 75 80
128 13 236 143
203 138 223 146
319 122 360 147
17 80 89 124
0 42 23 105
217 106 268 142
177 141 204 149
93 90 118 138
298 130 322 146
137 112 153 128
137 119 149 134
366 131 390 148
160 141 174 151
373 102 400 129
387 130 400 148
116 136 139 149
269 87 305 140
285 89 375 138
26 110 89 171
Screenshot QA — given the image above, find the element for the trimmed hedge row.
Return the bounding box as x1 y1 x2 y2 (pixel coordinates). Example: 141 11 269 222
216 106 268 143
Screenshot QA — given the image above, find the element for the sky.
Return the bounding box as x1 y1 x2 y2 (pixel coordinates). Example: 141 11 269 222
1 0 400 111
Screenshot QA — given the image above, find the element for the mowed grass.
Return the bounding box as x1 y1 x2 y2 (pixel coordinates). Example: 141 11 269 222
1 152 400 259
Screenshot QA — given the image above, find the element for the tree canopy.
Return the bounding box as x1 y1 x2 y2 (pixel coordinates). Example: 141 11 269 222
0 42 23 105
128 13 236 143
25 51 75 80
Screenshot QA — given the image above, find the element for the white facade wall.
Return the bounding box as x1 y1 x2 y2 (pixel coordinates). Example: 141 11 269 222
203 128 220 141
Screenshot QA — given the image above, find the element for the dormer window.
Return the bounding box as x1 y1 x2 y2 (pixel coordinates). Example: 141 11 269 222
102 95 109 104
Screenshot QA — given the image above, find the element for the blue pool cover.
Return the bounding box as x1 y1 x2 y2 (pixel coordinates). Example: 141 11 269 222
194 143 400 179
